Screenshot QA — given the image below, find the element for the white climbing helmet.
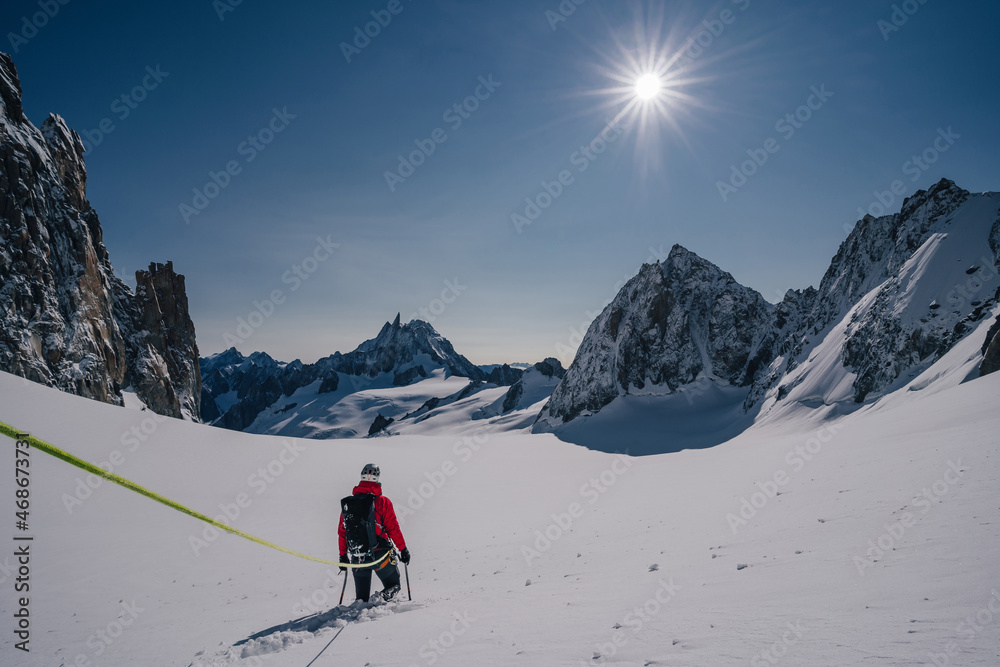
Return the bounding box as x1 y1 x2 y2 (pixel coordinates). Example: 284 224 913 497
360 463 380 483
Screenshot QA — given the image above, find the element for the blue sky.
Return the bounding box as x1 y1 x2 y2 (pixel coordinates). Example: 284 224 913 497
4 0 999 365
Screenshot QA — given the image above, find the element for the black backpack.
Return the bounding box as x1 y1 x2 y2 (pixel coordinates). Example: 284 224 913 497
341 494 379 563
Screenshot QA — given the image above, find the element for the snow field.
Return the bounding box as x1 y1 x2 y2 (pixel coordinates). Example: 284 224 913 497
0 363 998 665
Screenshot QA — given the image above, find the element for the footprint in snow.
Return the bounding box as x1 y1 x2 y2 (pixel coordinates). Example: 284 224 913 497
200 598 420 664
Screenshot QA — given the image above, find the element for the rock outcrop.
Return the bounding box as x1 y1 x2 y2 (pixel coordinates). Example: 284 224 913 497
335 314 485 382
981 316 1000 377
0 53 200 419
538 246 775 425
368 413 394 436
486 363 523 386
502 358 565 414
114 262 201 418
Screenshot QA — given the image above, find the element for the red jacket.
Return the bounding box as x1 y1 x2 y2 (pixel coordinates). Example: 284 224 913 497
338 481 407 555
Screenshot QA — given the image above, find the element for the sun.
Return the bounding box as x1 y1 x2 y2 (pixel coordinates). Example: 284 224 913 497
570 4 728 176
634 73 662 101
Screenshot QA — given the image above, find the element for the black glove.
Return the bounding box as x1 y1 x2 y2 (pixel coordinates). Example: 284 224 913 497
339 555 348 573
399 548 410 565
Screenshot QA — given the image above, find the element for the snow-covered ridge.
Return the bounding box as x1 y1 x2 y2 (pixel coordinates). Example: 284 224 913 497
537 179 1000 443
200 314 487 434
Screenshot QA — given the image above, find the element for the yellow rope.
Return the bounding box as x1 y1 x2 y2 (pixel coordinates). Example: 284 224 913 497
0 421 389 569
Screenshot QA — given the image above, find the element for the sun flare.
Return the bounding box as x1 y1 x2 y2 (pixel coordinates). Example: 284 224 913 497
635 73 662 101
576 5 727 176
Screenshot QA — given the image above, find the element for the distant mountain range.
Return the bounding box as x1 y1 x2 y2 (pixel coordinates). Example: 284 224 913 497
202 314 492 433
1 50 998 452
197 314 568 438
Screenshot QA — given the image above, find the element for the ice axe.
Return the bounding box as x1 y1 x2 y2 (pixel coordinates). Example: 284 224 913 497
339 569 348 606
405 562 411 601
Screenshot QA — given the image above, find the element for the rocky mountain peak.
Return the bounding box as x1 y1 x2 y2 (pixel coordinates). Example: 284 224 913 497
0 52 200 420
342 317 484 382
244 350 280 369
204 347 246 371
533 357 566 379
537 246 775 426
660 243 744 290
0 53 25 124
663 242 699 266
898 177 967 221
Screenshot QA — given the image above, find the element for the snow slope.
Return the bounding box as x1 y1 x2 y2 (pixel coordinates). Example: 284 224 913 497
246 366 471 439
543 379 757 455
0 360 998 666
757 193 1000 425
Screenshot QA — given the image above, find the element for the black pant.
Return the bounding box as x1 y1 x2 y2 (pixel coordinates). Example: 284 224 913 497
352 550 400 602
